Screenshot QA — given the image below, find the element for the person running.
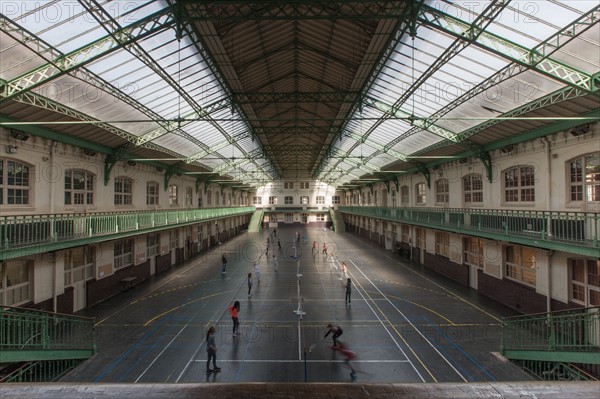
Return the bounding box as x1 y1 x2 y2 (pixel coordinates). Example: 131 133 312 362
221 254 227 274
254 262 261 285
229 301 240 337
339 261 347 280
273 254 279 271
324 323 343 347
205 325 221 374
247 272 253 298
322 242 327 256
334 341 356 379
278 239 282 251
345 278 352 304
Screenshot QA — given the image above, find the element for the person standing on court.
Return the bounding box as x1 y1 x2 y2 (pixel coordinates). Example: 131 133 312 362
205 325 221 374
229 300 240 337
345 278 352 304
247 272 253 298
221 253 227 274
322 242 327 256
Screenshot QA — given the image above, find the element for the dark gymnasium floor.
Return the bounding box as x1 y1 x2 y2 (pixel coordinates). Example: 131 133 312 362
62 225 533 384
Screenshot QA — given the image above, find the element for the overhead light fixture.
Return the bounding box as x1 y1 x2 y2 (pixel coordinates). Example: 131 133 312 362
570 124 590 136
500 145 514 153
6 145 18 154
10 129 30 141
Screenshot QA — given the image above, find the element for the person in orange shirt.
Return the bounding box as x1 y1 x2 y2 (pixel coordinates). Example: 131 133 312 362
229 300 240 337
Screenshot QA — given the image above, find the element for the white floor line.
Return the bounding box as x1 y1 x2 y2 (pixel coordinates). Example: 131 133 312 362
174 262 251 383
348 259 468 382
192 359 410 363
345 262 426 382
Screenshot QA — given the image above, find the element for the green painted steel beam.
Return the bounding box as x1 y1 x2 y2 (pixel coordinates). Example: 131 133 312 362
181 1 410 21
0 114 200 177
311 5 416 178
176 13 279 180
414 87 598 157
363 96 459 142
233 91 361 104
502 350 600 365
317 0 504 180
0 349 95 363
0 8 174 102
419 4 598 92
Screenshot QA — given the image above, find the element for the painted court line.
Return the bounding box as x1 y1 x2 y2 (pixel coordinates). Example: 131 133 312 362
349 259 469 382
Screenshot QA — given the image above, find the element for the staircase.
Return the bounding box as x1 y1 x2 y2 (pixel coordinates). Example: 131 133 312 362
248 209 264 233
0 306 96 382
500 306 600 380
329 208 345 233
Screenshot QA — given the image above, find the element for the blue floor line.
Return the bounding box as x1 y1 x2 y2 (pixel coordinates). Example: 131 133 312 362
94 315 171 382
422 314 496 382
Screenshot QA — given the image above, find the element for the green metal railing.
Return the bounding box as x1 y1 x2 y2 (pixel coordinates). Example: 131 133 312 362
339 206 600 256
0 206 255 260
0 306 96 363
500 307 600 364
0 359 84 383
513 360 597 381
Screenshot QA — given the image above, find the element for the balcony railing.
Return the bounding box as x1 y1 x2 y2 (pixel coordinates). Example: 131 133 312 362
339 206 600 255
0 207 255 259
0 306 96 363
500 307 600 365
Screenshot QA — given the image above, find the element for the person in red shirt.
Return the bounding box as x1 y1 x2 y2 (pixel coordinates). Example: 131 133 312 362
229 300 240 337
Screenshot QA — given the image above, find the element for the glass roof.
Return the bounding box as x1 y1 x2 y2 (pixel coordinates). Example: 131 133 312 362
322 0 599 185
1 1 597 187
0 0 276 183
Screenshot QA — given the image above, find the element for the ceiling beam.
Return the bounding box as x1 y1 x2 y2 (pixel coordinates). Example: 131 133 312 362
180 1 410 21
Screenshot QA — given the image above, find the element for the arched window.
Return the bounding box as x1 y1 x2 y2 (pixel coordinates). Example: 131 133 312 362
114 176 133 205
462 174 483 205
146 181 159 205
435 178 449 205
415 183 426 204
0 159 31 205
568 153 600 203
65 169 94 205
503 166 535 203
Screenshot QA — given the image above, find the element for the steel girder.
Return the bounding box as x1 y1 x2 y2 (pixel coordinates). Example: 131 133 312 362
318 0 511 181
0 16 260 181
358 5 600 164
0 8 174 102
79 0 276 182
172 2 279 180
312 2 420 178
363 97 459 142
180 1 409 21
418 3 598 92
419 85 595 155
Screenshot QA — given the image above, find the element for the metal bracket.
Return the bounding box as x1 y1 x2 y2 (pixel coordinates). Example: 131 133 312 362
103 146 128 186
411 161 431 189
467 141 493 183
382 179 390 193
164 167 177 191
